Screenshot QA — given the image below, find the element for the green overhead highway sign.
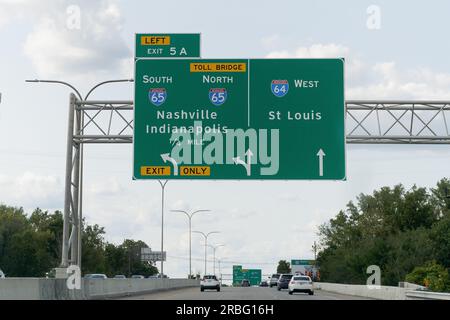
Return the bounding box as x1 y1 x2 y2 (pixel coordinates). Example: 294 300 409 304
133 58 345 180
233 265 262 286
135 33 200 58
291 260 316 266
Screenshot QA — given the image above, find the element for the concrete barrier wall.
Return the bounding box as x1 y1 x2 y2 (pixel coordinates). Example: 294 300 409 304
0 278 42 300
315 282 450 300
315 282 408 300
84 278 198 299
0 278 199 300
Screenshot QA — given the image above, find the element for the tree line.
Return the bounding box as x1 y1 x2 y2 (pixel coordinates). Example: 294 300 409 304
0 206 158 277
317 178 450 292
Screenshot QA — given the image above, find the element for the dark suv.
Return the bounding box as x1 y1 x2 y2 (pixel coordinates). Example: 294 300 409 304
277 274 293 290
241 279 250 287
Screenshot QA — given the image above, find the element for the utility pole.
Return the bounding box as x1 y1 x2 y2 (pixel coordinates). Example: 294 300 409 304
312 241 318 261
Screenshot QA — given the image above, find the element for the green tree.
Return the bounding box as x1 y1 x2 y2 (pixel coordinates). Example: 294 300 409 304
383 228 434 285
81 224 107 274
29 208 63 261
0 205 32 276
277 260 291 274
120 239 158 277
406 261 450 292
0 204 159 278
429 216 450 267
430 178 450 218
104 243 128 276
317 179 450 287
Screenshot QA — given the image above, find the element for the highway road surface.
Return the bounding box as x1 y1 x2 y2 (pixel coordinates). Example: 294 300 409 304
117 286 372 300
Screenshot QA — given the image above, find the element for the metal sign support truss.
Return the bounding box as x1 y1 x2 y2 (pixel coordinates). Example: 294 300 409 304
61 96 450 268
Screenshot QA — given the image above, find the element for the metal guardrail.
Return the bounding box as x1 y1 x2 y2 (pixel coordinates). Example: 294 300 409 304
315 282 450 300
405 290 450 300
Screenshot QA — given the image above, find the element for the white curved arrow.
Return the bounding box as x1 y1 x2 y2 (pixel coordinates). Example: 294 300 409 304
232 149 253 176
161 153 178 176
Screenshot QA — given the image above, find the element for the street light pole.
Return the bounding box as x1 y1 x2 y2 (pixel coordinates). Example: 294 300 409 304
193 231 220 276
218 259 222 285
159 180 168 278
171 209 211 278
207 244 225 276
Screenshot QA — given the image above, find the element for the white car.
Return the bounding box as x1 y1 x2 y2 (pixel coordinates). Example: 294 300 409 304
0 269 5 279
200 275 220 292
84 274 107 279
288 275 314 295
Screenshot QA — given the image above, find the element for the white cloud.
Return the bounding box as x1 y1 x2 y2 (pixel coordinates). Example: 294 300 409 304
1 0 131 80
88 177 122 196
0 0 39 28
168 199 193 212
228 208 257 219
0 172 63 208
266 42 450 100
277 193 302 202
348 62 450 100
266 43 349 59
266 43 365 85
261 34 281 49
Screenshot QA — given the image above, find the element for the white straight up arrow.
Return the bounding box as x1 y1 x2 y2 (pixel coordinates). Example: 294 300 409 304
317 149 326 177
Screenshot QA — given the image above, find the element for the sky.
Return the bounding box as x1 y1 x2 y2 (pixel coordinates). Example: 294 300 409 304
0 0 449 281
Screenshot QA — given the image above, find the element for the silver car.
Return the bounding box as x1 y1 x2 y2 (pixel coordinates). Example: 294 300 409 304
269 274 280 287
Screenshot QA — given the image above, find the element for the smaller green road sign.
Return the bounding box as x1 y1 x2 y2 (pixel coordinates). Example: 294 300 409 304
291 260 315 266
232 265 262 286
135 33 200 58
